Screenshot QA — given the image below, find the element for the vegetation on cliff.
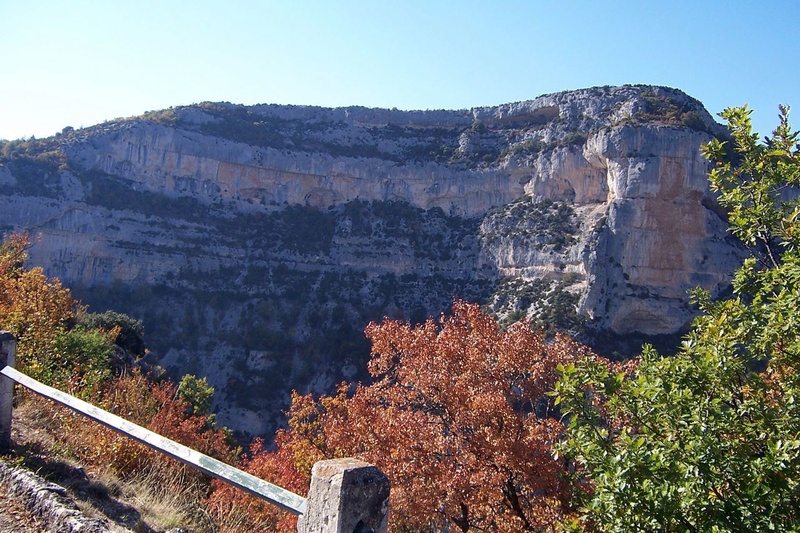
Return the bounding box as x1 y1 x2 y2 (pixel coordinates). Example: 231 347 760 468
0 86 727 431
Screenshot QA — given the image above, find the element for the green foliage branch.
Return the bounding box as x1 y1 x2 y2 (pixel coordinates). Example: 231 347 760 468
555 105 800 532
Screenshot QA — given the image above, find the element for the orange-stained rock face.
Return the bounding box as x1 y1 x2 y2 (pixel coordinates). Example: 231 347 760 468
495 123 743 335
623 157 703 288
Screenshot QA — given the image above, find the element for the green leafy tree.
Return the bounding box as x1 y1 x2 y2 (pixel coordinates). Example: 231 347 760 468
555 105 800 532
78 310 146 357
53 327 115 396
177 373 214 416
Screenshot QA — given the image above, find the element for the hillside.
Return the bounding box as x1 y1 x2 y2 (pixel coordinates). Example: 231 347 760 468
0 84 745 436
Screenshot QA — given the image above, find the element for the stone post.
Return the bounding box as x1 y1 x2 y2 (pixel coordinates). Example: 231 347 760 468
297 458 389 533
0 332 16 452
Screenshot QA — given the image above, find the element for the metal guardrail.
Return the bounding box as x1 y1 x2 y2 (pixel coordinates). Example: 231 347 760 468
0 365 308 515
0 332 390 532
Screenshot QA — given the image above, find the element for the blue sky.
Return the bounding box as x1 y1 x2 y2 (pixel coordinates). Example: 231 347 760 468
1 1 798 141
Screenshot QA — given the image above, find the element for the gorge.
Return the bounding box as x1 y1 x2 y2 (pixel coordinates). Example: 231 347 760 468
0 84 745 436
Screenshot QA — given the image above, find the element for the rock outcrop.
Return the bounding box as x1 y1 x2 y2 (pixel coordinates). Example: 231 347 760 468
0 84 744 434
0 460 111 532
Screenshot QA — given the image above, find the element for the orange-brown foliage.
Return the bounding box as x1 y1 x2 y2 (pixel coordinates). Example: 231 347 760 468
52 370 237 489
207 430 312 532
0 233 77 373
216 301 591 532
351 300 586 531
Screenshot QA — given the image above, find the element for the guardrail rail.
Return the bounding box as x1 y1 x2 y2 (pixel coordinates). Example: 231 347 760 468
0 332 389 533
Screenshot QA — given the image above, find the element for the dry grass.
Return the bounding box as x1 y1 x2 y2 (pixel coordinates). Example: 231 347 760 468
99 466 217 532
10 395 219 532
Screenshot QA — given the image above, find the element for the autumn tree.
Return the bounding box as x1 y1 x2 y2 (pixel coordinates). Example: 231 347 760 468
221 301 592 532
0 233 75 344
555 106 800 531
0 234 80 382
352 301 589 531
207 430 310 532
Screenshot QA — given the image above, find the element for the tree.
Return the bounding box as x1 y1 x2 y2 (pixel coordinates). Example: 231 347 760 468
555 106 800 531
78 310 146 357
230 301 591 532
350 301 587 531
177 373 215 418
0 233 78 382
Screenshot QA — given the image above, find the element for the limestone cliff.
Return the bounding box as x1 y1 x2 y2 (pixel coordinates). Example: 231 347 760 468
0 84 744 435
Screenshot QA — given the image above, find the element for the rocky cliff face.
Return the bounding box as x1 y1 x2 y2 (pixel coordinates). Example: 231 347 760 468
0 85 744 435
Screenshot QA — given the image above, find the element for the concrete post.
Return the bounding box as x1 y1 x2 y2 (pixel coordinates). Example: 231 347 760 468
0 332 16 451
297 458 389 533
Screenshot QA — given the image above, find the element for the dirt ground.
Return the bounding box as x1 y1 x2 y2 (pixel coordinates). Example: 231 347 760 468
0 486 43 532
0 408 56 532
1 404 140 533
